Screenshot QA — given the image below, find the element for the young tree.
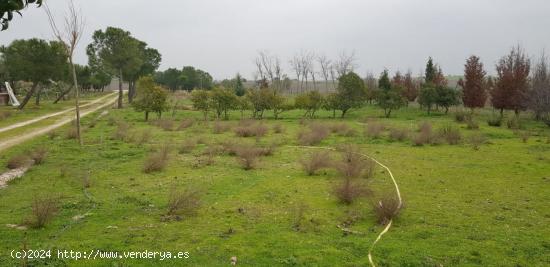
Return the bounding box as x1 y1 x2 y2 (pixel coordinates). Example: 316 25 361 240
190 89 211 120
210 87 238 120
334 71 366 117
435 86 460 114
425 57 436 84
364 72 378 104
132 76 169 121
45 0 85 145
3 39 67 109
234 73 246 96
529 53 550 120
295 90 324 118
458 55 487 111
418 85 438 114
377 70 405 117
87 27 143 108
491 46 531 116
323 92 341 118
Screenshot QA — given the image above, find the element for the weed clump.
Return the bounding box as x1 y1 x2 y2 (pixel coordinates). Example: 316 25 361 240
166 187 202 219
234 124 268 138
331 123 356 137
143 145 170 173
300 151 332 176
273 124 285 134
213 120 232 134
178 139 197 154
30 147 48 165
234 146 261 170
487 115 502 127
26 196 59 228
372 195 401 225
413 122 435 146
7 154 31 169
65 127 78 139
335 145 375 179
365 122 385 139
112 121 130 141
468 133 487 150
334 178 371 205
439 124 462 145
177 118 195 130
297 123 329 145
389 128 409 142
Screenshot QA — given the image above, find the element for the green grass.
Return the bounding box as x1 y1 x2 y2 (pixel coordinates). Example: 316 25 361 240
0 102 549 266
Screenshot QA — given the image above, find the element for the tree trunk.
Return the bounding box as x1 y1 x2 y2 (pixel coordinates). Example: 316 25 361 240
128 80 135 103
70 59 83 146
18 82 39 110
53 85 74 104
35 86 43 105
118 69 123 108
145 111 149 121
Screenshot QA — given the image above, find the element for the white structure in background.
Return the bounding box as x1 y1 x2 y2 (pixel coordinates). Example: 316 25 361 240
4 82 20 107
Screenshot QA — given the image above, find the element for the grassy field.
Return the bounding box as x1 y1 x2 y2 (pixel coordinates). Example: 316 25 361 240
0 98 549 266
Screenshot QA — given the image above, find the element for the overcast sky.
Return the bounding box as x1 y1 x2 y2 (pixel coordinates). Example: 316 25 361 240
1 0 549 80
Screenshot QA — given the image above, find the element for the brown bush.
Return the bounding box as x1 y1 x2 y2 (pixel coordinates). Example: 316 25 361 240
439 124 461 145
372 194 401 225
413 122 435 146
468 133 487 150
331 123 356 137
300 151 332 175
454 110 471 122
30 147 48 165
47 131 59 140
297 123 330 146
143 145 170 173
256 145 275 157
466 118 479 130
335 145 375 179
389 128 409 142
135 130 152 145
166 186 202 218
213 120 232 134
65 127 78 139
234 124 268 138
112 121 130 141
178 139 197 154
333 178 371 205
27 196 59 228
273 124 285 134
234 146 261 170
518 131 530 143
365 122 385 138
7 154 31 169
177 118 195 130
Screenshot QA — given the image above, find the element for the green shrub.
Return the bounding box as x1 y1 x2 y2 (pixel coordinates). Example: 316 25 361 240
487 115 502 127
439 124 462 145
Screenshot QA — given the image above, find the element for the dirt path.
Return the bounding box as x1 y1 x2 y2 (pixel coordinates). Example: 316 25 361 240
0 94 119 153
288 145 402 267
0 92 117 134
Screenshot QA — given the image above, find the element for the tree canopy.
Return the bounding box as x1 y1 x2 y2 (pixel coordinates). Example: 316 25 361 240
334 71 366 117
132 76 169 121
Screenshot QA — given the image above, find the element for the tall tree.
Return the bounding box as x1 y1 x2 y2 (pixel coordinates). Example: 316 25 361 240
458 55 487 111
45 0 85 145
425 57 436 84
377 70 405 117
3 39 67 109
402 70 419 103
154 68 181 91
491 46 531 115
334 71 366 117
87 27 143 108
529 53 550 120
234 73 245 96
124 41 161 102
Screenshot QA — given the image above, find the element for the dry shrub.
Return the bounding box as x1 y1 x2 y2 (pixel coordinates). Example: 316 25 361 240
365 122 385 138
166 186 202 218
334 178 371 205
273 124 285 134
7 154 31 169
297 123 330 146
468 133 487 150
107 116 117 126
372 194 401 225
177 118 195 130
238 119 255 127
300 151 332 175
112 121 130 141
143 145 170 173
178 139 197 154
454 110 470 122
65 127 78 139
518 131 530 143
26 196 59 228
150 119 174 131
335 145 375 179
82 172 91 188
133 130 152 145
466 117 479 130
507 116 521 129
331 123 356 137
487 115 502 127
389 128 409 142
234 124 268 138
439 124 461 145
234 146 261 170
413 122 434 146
30 147 48 165
196 136 208 145
213 120 232 134
256 145 275 157
291 202 309 231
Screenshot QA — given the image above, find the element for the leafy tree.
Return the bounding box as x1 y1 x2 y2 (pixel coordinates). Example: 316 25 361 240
124 42 161 102
425 57 436 84
1 0 42 31
376 70 405 117
491 46 531 116
236 96 251 118
435 86 460 114
323 92 342 118
191 89 211 120
2 38 67 109
132 76 169 121
155 68 182 91
458 55 487 111
210 87 238 120
364 72 378 104
418 85 438 114
181 66 213 90
295 90 324 118
234 73 246 96
87 27 143 108
269 89 292 119
402 71 419 103
246 88 273 119
334 71 366 117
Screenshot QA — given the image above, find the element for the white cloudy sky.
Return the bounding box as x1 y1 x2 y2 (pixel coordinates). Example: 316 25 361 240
1 0 549 80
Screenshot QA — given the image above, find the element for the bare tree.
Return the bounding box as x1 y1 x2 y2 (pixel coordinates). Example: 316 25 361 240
530 52 550 120
334 50 357 77
45 0 85 145
255 51 283 90
290 55 302 93
317 54 332 91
